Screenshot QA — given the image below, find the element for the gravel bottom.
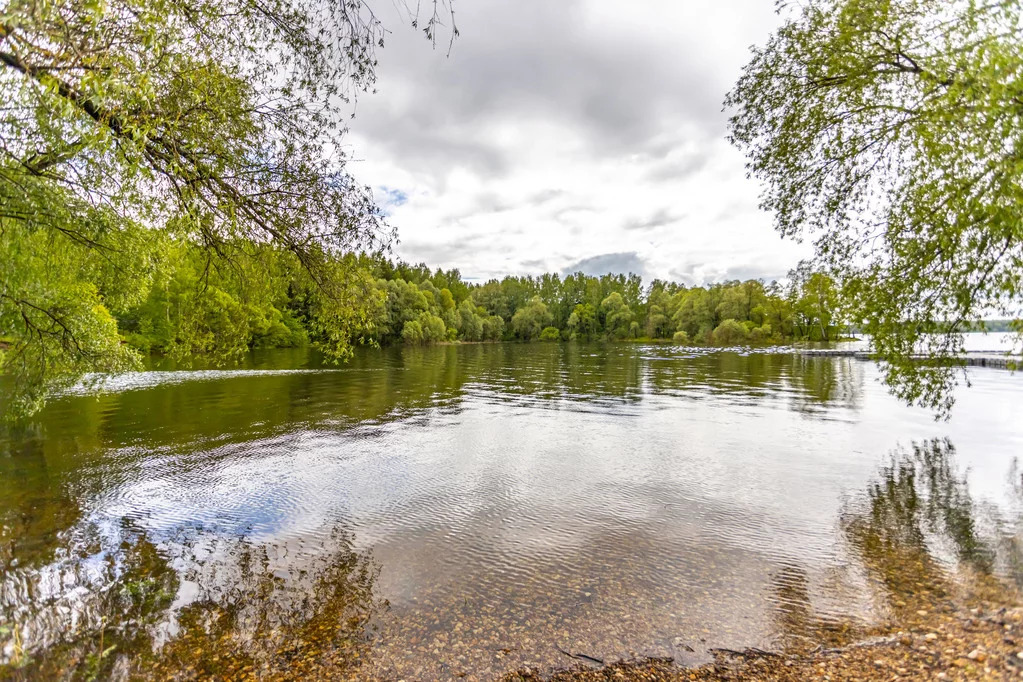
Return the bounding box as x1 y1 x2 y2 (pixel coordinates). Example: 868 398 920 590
504 600 1023 681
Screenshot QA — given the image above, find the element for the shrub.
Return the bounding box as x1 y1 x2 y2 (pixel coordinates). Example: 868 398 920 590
482 315 505 341
672 330 690 345
712 319 749 345
539 326 561 342
417 312 447 342
401 320 424 344
749 323 773 345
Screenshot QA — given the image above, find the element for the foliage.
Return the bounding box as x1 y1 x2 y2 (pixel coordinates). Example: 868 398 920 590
712 319 750 346
118 249 852 352
600 292 635 339
727 0 1023 415
566 303 599 340
510 297 553 341
1 219 846 412
359 261 842 349
539 326 562 342
0 205 149 415
0 0 453 418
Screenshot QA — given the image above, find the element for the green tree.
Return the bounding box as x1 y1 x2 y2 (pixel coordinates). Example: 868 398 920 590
791 269 841 342
539 326 561 342
378 280 430 342
481 314 506 341
600 292 634 339
672 288 717 342
510 296 552 341
761 281 796 339
566 303 598 340
0 0 452 416
717 280 766 324
644 283 674 338
400 320 424 345
455 299 485 342
712 319 750 345
474 281 513 323
727 0 1023 414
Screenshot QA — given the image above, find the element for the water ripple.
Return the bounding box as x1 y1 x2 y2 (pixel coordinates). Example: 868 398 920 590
3 343 1023 679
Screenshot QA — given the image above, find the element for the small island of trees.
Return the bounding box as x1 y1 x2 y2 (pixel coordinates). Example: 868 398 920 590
114 241 845 360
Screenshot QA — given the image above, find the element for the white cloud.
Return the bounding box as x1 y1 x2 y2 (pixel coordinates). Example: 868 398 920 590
346 0 810 284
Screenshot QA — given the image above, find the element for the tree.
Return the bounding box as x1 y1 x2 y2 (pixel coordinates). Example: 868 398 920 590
539 326 561 342
712 319 749 346
455 299 485 341
644 283 674 338
510 297 552 341
672 288 716 342
566 303 598 340
401 320 425 345
760 281 796 339
727 0 1023 414
600 292 634 339
717 280 767 325
481 314 505 341
0 0 453 416
788 266 841 342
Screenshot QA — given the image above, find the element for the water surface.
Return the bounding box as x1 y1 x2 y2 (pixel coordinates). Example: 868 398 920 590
2 343 1022 679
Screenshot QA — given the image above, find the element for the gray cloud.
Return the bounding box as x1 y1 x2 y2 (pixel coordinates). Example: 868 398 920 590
722 265 788 284
346 2 803 282
624 207 683 232
356 1 765 177
520 258 548 269
470 191 514 215
399 231 493 265
530 189 565 204
561 252 647 278
645 153 711 183
668 261 788 287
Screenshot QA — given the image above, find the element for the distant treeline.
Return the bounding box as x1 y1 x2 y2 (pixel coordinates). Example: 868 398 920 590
842 320 1019 335
116 243 845 359
962 320 1017 333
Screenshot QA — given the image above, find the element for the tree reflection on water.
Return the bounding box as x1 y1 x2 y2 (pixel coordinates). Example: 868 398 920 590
843 439 1009 622
1 346 1021 678
766 439 1020 653
1 522 381 680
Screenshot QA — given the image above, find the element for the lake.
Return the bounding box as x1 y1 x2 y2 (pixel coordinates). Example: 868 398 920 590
2 341 1022 680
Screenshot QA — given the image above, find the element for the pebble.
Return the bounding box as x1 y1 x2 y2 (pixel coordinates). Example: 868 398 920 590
967 649 986 662
924 633 938 641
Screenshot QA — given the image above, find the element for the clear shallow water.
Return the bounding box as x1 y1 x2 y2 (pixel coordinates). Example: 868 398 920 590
2 342 1023 680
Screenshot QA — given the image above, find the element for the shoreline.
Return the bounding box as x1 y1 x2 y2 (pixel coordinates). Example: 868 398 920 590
503 580 1022 681
505 612 1023 681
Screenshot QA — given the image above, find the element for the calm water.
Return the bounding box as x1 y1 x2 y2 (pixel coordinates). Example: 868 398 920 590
2 342 1023 680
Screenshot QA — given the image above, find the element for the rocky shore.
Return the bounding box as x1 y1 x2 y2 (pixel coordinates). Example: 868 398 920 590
505 590 1022 681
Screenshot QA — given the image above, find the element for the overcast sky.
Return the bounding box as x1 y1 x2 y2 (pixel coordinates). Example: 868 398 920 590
346 0 808 285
